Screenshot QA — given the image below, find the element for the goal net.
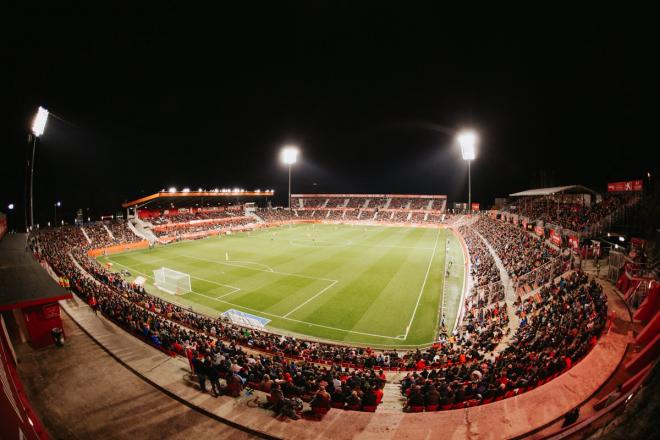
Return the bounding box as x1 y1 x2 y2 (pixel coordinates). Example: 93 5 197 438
153 267 192 295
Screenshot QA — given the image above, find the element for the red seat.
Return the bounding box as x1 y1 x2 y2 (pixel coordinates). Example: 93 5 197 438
467 400 480 407
494 395 504 402
331 401 345 409
410 406 425 413
425 404 439 412
346 404 361 411
362 405 377 412
452 402 466 410
481 396 494 404
440 403 453 411
504 390 516 399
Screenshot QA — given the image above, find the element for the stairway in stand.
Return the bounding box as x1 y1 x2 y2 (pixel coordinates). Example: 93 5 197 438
376 381 406 413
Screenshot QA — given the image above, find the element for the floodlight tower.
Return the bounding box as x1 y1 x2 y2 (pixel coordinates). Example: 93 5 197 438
29 106 50 229
54 201 61 225
280 146 299 210
457 130 477 213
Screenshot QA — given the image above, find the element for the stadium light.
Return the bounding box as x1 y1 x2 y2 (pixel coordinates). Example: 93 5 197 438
182 188 190 193
457 130 478 213
32 106 49 137
168 187 177 193
28 106 50 230
280 146 299 210
8 203 14 210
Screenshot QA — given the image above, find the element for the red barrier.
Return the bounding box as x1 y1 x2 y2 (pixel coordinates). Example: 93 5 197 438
0 320 49 439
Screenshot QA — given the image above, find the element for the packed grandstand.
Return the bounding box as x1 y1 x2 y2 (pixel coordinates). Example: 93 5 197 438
19 186 651 427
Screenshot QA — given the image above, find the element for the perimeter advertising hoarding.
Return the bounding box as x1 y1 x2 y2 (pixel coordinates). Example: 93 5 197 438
607 180 643 192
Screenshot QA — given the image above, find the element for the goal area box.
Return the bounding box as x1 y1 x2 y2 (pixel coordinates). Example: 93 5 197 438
153 267 191 295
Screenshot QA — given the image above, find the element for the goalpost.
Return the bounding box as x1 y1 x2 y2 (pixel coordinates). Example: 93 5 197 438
153 267 192 295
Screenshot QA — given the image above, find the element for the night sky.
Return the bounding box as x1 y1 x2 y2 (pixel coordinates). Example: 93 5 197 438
2 4 650 230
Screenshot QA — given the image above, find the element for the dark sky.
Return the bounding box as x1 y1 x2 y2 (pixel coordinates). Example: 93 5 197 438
1 4 651 229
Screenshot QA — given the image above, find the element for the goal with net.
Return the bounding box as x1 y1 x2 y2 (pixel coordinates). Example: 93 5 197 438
153 267 192 295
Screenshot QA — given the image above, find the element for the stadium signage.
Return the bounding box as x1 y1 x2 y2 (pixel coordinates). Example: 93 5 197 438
607 180 643 192
549 229 562 247
471 203 480 211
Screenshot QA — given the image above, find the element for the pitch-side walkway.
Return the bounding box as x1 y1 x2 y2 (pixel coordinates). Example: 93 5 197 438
56 282 631 440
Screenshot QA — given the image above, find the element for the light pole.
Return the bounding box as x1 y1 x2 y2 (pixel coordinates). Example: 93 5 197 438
280 146 299 210
54 201 61 226
29 106 50 230
457 130 477 214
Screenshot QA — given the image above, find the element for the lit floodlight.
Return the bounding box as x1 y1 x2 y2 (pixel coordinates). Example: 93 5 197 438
214 188 219 192
255 189 261 193
457 130 477 160
619 236 625 242
168 187 177 193
198 187 203 192
55 201 61 207
32 106 49 137
182 188 190 193
8 203 14 210
281 146 299 165
233 188 239 193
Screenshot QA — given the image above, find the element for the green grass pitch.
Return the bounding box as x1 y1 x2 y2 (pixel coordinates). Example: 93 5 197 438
98 224 465 348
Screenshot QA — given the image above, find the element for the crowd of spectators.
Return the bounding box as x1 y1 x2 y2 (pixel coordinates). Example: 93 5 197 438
402 271 606 411
504 194 635 234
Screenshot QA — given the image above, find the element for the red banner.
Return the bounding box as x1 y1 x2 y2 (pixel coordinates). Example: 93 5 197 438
0 213 6 240
568 235 579 250
534 225 544 237
471 203 480 211
607 180 643 192
550 229 562 246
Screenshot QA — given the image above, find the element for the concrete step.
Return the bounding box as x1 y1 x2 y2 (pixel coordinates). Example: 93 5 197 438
376 382 406 413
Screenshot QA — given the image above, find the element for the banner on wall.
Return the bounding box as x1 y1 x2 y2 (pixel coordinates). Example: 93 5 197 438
549 229 562 246
0 213 6 240
607 180 643 192
471 203 480 211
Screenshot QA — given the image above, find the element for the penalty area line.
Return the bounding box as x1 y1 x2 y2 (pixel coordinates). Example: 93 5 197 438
106 258 401 341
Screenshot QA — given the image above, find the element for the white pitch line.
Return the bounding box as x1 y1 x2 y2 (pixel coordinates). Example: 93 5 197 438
106 258 400 340
179 254 338 283
108 258 241 297
403 228 441 339
283 280 338 318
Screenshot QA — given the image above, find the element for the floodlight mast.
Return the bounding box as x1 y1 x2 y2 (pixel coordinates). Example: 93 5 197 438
280 146 299 210
29 106 49 230
457 131 477 213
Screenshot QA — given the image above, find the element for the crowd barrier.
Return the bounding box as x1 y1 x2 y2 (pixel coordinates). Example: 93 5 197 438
86 240 149 257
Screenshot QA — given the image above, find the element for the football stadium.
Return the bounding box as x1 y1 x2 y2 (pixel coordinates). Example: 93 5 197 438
1 7 657 440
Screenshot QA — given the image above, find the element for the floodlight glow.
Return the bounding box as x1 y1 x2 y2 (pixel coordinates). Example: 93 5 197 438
168 187 177 193
182 188 190 193
214 188 219 192
619 236 625 242
32 106 49 137
198 188 203 192
457 131 477 160
8 203 14 210
55 201 61 207
233 188 239 192
255 189 261 193
281 146 299 165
